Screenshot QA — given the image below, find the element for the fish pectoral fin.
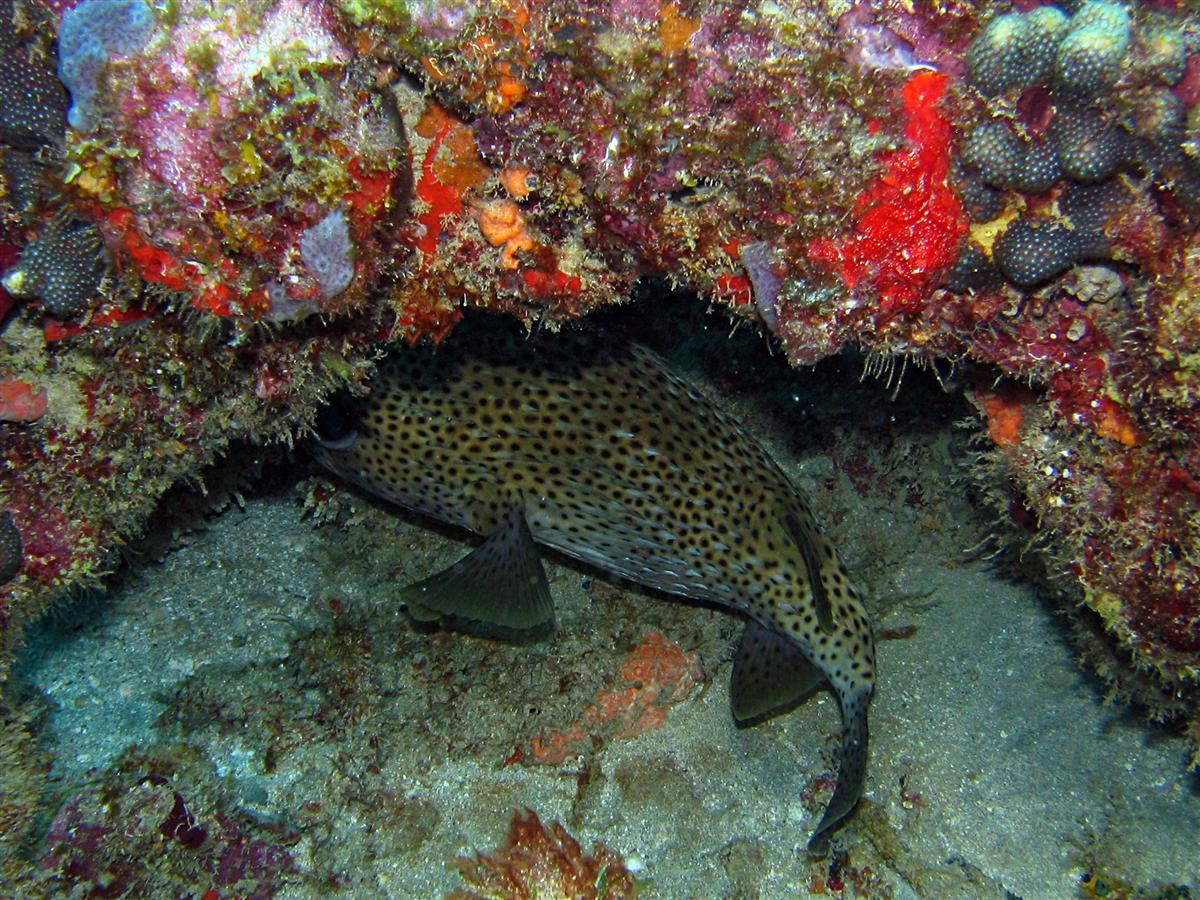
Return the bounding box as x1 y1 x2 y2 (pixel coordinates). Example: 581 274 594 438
731 621 825 726
783 513 835 635
401 506 554 638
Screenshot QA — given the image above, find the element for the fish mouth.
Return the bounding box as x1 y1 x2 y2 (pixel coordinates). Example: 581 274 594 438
314 429 358 451
308 433 357 483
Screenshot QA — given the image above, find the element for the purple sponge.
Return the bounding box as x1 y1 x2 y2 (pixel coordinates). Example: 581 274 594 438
300 210 355 299
57 0 156 132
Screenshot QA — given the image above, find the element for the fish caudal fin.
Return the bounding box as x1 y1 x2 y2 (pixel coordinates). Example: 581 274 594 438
731 621 825 725
731 622 870 851
401 506 554 639
807 689 870 855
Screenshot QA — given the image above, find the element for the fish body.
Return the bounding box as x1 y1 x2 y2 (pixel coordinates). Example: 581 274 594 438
313 319 876 850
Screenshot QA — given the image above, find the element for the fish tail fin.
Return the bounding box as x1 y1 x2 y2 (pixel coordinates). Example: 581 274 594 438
807 687 871 855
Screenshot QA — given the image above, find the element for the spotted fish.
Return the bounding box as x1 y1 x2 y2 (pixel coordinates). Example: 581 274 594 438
312 317 876 851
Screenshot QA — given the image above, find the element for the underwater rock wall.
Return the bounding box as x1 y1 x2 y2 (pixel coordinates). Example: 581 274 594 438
1 0 1199 848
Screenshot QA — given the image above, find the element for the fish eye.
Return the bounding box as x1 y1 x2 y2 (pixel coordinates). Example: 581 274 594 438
314 404 358 449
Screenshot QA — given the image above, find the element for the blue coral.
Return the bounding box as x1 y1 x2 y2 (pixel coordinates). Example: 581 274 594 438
1020 6 1070 85
1050 106 1126 183
965 7 1068 97
965 13 1030 96
960 121 1062 194
955 0 1200 287
966 3 1135 102
1138 25 1187 86
1128 88 1184 169
961 120 1023 188
1010 139 1061 194
993 220 1083 287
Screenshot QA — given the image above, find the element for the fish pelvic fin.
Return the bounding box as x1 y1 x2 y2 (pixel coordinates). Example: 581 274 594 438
807 687 871 855
731 620 825 726
401 506 554 641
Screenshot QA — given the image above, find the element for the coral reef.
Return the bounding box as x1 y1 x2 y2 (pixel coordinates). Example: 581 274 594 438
943 0 1200 727
60 0 412 323
0 0 1199 886
0 695 45 877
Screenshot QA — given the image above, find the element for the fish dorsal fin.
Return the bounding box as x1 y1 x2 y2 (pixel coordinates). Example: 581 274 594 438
783 512 835 634
731 620 826 726
401 506 554 639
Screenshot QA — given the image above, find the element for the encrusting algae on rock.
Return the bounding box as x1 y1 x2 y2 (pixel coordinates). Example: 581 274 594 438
525 631 703 766
450 808 638 900
313 316 876 851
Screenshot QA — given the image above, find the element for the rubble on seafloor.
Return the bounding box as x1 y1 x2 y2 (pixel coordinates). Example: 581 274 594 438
2 0 1200 894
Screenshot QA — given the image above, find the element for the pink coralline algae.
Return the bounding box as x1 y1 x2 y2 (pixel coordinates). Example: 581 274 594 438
451 809 638 900
41 778 295 898
0 378 47 422
528 631 703 765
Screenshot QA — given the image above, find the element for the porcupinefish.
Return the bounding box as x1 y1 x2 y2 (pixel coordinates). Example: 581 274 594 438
312 317 876 851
